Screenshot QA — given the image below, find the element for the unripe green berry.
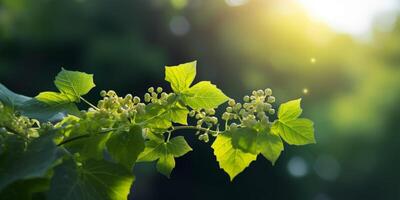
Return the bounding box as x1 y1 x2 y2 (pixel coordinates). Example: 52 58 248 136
107 90 116 97
206 108 216 115
144 93 151 102
228 99 236 106
229 123 238 130
189 110 196 117
148 87 154 93
267 96 275 103
195 113 202 119
226 107 233 113
222 112 230 120
198 133 209 142
0 127 7 134
100 90 107 97
156 87 163 93
243 95 250 102
125 94 133 100
264 103 272 110
133 96 140 104
210 117 218 124
161 92 168 99
265 88 272 96
234 103 242 110
269 109 275 115
257 90 264 96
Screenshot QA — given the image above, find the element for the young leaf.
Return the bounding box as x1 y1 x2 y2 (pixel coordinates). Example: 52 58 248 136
54 68 95 101
257 132 284 165
182 81 229 109
168 104 189 125
36 91 74 105
212 130 258 181
48 159 134 200
106 126 145 169
0 133 63 191
272 99 315 145
137 136 192 178
165 61 196 93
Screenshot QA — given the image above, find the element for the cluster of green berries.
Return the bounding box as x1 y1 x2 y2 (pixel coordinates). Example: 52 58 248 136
143 87 176 106
98 90 145 121
189 108 219 142
223 88 276 129
0 102 39 138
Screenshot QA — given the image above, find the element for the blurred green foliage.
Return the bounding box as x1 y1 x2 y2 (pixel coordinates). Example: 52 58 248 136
0 0 399 199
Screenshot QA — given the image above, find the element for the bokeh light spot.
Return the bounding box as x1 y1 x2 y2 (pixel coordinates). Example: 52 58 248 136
169 16 190 36
310 57 316 64
287 156 309 178
303 88 309 94
225 0 248 7
170 0 188 10
313 154 341 181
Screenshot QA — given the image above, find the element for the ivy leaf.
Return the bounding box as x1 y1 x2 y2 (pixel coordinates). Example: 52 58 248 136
165 61 196 93
0 133 63 191
136 104 172 129
272 99 315 145
182 81 229 109
257 132 284 165
106 126 145 169
54 68 96 102
137 136 192 178
19 99 80 122
65 132 111 160
277 98 302 121
0 83 31 109
36 91 74 105
211 129 258 181
168 104 189 125
48 159 134 200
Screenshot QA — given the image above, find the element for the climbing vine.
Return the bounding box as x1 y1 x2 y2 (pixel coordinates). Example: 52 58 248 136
0 61 315 199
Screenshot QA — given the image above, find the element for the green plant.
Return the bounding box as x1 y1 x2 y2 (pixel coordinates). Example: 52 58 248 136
0 61 315 199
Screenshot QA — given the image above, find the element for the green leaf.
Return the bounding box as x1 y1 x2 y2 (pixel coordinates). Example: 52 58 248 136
106 126 145 169
165 61 196 93
182 81 229 109
136 104 172 129
54 68 96 101
137 136 192 178
272 99 315 145
65 132 111 160
211 130 258 181
48 159 134 200
257 132 284 165
277 98 302 121
19 99 80 122
0 83 31 109
0 178 50 200
168 104 189 125
36 91 74 105
0 133 63 191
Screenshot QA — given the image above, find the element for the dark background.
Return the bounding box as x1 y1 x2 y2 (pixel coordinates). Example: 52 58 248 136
1 0 400 199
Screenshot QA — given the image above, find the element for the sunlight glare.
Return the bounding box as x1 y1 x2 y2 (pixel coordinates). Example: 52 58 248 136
296 0 399 35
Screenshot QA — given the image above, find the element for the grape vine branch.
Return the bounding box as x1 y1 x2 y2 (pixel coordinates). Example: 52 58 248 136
0 61 315 199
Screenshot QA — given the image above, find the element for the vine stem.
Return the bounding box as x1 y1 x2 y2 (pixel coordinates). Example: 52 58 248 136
57 125 220 147
80 97 100 111
57 128 115 146
170 126 218 135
